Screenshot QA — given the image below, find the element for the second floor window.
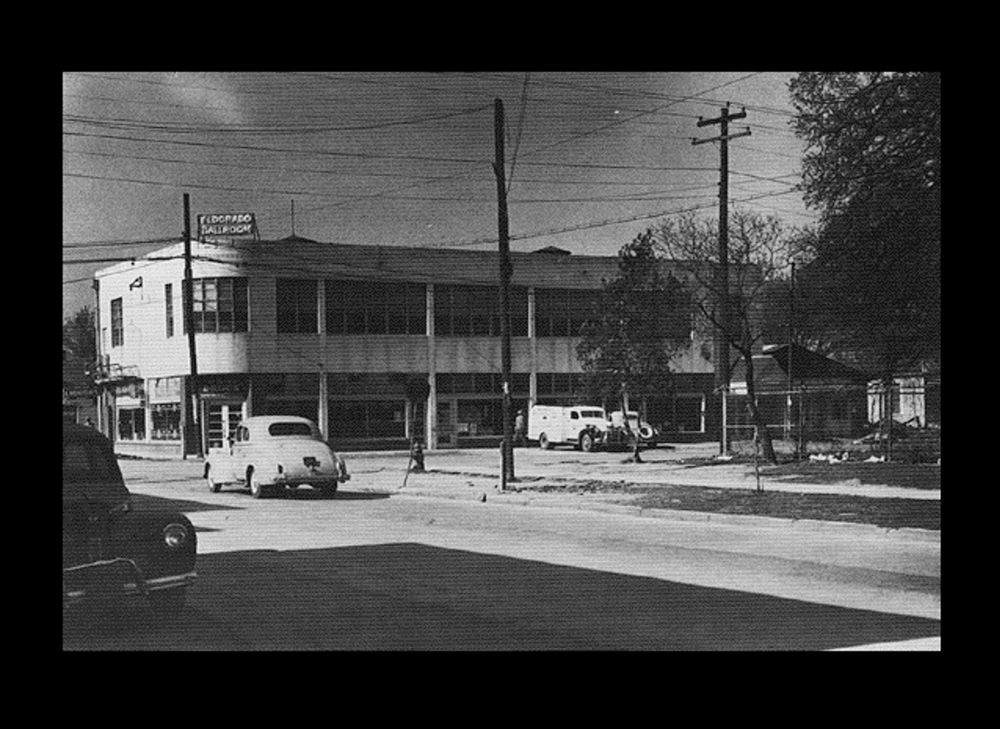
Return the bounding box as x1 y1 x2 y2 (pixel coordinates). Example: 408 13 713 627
183 277 249 333
111 298 124 347
326 279 426 335
535 288 600 337
434 284 527 337
276 279 318 333
165 283 174 338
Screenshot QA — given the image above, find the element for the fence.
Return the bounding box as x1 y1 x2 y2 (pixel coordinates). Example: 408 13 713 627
724 375 940 461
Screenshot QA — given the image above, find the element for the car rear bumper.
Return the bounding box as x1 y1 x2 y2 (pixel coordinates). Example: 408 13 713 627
63 558 197 609
274 470 350 485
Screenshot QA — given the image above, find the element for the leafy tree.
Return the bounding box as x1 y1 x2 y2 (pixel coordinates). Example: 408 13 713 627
788 72 941 379
654 209 794 464
63 307 96 366
63 306 97 401
576 230 691 463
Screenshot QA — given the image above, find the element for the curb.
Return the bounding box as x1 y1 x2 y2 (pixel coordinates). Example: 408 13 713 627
379 485 941 541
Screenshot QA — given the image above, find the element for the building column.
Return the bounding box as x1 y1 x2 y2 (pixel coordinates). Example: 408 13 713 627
528 286 537 408
426 283 437 450
317 280 328 438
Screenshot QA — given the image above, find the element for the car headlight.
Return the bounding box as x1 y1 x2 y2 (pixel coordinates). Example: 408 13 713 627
163 523 188 549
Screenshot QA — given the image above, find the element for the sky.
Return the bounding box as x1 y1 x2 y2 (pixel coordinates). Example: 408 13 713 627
62 71 815 319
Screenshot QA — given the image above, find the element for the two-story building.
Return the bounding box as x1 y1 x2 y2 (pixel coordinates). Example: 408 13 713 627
92 235 718 458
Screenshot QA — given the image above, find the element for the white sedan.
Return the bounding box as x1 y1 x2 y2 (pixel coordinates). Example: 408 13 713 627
204 416 350 499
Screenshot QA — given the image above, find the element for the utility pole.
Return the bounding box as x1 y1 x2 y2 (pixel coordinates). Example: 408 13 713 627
693 103 750 454
493 98 514 489
182 193 202 458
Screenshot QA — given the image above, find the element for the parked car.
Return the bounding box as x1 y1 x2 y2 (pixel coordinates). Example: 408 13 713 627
63 423 197 615
609 410 659 446
528 405 610 451
204 415 350 498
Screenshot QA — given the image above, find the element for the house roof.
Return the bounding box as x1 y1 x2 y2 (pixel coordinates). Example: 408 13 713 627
760 343 868 382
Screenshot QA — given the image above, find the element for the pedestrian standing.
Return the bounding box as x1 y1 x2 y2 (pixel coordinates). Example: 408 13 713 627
514 409 527 447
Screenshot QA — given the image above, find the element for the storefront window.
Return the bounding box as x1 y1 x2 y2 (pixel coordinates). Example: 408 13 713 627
262 400 317 423
117 407 145 441
328 400 406 439
151 403 181 440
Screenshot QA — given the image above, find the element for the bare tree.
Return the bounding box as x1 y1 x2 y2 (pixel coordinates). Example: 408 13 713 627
654 209 794 464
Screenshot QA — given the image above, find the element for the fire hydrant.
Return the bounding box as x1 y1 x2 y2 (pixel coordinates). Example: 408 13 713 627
410 439 425 473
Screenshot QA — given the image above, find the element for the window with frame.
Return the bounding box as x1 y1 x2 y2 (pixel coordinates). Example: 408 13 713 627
276 279 317 333
117 407 145 441
182 277 249 333
435 372 530 396
111 298 124 347
535 288 600 337
434 284 527 337
326 279 425 335
536 372 585 397
151 403 181 440
165 283 174 338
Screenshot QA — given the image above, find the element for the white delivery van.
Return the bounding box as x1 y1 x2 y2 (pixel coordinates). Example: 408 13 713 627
528 405 609 451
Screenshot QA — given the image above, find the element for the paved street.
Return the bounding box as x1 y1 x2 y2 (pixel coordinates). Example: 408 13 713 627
63 450 940 651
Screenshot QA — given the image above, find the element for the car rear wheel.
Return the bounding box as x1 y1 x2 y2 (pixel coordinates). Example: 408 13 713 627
321 483 339 496
539 432 552 450
149 588 186 617
249 470 267 499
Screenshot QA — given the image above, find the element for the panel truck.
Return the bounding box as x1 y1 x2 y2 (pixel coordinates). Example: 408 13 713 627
528 405 610 452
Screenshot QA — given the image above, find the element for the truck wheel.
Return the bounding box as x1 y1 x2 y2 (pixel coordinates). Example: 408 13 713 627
206 470 221 493
579 431 595 452
539 432 552 450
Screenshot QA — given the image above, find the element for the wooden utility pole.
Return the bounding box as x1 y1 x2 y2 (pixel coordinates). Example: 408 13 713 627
182 193 202 458
693 104 750 454
493 98 514 488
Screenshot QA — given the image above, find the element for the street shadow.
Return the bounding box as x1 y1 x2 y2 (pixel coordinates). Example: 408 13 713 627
130 493 243 514
63 543 940 651
203 486 390 501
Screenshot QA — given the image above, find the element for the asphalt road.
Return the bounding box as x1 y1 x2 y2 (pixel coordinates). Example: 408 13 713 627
63 459 941 651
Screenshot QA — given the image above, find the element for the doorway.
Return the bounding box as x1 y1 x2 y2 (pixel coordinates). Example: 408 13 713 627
206 401 245 452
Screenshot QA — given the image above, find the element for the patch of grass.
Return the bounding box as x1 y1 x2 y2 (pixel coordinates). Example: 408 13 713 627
761 461 941 490
527 481 940 531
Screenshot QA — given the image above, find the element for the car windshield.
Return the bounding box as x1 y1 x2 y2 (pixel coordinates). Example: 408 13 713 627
268 422 314 437
580 410 605 419
63 437 129 504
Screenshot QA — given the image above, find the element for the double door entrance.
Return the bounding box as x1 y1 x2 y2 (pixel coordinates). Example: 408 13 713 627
205 401 245 452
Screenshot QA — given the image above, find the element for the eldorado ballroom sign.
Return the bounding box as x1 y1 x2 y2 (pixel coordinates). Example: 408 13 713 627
197 213 259 240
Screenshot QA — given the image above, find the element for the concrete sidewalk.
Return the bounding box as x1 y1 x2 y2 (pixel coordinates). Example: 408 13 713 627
342 445 941 501
338 446 941 541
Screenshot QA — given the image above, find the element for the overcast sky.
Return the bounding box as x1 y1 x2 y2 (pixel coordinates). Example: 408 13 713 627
63 71 813 318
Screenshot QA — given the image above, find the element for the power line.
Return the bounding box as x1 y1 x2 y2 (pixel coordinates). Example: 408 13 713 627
62 103 491 135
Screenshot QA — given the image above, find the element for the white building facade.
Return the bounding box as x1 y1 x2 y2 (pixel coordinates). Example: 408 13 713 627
93 237 716 458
